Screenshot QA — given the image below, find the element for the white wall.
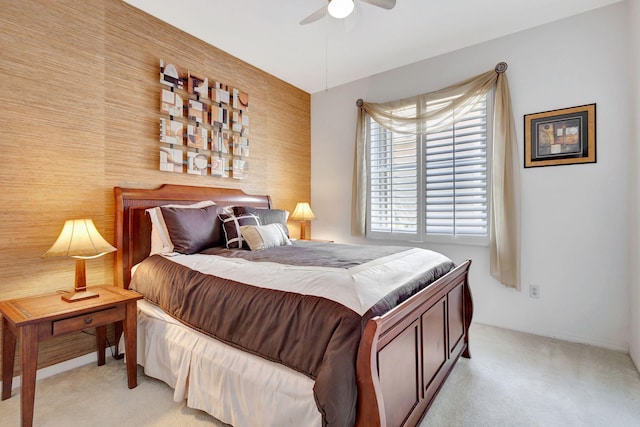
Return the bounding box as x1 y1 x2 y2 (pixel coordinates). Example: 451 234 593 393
311 2 632 351
629 0 640 367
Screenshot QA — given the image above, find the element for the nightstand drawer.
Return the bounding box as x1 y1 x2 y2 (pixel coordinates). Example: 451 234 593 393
52 305 125 336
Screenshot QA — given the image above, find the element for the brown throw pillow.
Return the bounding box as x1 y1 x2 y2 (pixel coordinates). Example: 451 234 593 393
160 204 220 254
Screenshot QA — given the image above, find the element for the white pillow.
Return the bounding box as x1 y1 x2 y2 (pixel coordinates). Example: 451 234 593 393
240 223 291 251
146 200 216 255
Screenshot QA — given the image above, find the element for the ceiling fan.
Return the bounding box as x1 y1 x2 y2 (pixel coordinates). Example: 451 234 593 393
300 0 396 25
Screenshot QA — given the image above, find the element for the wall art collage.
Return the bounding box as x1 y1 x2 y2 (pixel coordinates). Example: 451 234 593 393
159 60 250 179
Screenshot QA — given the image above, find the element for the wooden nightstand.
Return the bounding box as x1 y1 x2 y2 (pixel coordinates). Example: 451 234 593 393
0 285 142 427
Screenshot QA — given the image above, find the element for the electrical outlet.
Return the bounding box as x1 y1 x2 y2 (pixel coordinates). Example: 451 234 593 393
529 284 540 299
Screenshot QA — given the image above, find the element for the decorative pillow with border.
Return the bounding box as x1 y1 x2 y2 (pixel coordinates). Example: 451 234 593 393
240 224 292 250
146 201 216 255
219 213 260 249
159 204 221 255
232 206 290 237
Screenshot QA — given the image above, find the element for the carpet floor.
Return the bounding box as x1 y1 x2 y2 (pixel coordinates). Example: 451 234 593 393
1 323 638 426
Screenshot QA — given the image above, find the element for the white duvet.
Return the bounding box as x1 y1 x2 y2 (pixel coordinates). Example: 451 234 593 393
163 247 451 316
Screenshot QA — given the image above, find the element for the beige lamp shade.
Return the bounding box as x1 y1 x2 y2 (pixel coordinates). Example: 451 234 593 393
290 202 315 240
43 219 116 259
43 219 116 302
290 202 316 222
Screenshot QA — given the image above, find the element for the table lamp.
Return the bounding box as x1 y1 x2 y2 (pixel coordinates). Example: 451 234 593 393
42 219 117 302
290 202 316 240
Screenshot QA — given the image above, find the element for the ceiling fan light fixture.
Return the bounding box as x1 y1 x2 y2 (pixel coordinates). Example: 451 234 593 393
327 0 355 19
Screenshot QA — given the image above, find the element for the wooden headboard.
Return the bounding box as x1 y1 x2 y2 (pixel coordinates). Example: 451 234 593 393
114 184 272 289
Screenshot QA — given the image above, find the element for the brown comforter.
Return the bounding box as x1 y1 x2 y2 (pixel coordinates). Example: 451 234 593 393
130 243 455 426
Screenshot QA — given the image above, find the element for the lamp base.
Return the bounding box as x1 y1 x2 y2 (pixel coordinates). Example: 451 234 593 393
61 289 99 303
61 258 100 302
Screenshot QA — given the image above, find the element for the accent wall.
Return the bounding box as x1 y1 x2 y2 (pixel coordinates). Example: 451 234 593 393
0 0 310 372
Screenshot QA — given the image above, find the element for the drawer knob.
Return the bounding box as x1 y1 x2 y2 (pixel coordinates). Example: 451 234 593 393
84 317 93 325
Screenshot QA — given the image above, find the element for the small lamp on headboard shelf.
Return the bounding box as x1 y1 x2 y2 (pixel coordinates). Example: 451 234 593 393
42 219 117 302
290 202 316 240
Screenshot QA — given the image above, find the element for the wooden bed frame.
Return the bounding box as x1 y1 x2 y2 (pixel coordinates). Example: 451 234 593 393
114 184 473 427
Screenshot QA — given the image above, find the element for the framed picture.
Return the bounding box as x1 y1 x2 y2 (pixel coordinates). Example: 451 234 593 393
524 103 596 168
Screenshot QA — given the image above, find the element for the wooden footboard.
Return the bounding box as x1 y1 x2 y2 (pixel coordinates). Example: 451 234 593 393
355 260 473 427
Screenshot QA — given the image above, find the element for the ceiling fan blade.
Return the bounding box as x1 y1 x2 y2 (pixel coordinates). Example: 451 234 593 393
300 5 328 25
359 0 396 10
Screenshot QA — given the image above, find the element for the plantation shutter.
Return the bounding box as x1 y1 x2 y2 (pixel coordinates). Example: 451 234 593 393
424 96 488 237
367 95 489 240
368 104 418 235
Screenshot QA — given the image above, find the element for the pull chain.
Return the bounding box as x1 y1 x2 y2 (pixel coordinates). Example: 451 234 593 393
325 14 329 92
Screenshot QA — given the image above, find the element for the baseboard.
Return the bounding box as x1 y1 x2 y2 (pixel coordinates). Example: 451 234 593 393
0 346 116 392
472 322 629 353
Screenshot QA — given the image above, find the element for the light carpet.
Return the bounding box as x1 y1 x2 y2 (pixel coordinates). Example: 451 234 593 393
1 323 638 426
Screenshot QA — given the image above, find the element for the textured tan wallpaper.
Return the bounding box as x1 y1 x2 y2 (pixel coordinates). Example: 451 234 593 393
0 0 310 371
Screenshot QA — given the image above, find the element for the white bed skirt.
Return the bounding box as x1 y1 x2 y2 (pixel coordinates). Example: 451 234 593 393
126 300 321 427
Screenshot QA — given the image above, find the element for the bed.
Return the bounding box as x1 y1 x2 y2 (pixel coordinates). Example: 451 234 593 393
114 184 473 427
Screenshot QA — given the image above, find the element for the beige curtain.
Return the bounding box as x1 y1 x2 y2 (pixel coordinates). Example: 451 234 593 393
353 63 520 289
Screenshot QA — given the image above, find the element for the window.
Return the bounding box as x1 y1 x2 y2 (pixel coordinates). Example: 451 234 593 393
367 93 491 244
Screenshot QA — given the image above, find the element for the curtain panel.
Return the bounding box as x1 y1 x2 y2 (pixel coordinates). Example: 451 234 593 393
352 64 520 289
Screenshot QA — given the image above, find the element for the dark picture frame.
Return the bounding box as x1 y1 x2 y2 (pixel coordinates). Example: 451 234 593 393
524 103 596 168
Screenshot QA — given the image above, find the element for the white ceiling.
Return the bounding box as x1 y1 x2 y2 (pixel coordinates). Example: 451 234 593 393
124 0 621 94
